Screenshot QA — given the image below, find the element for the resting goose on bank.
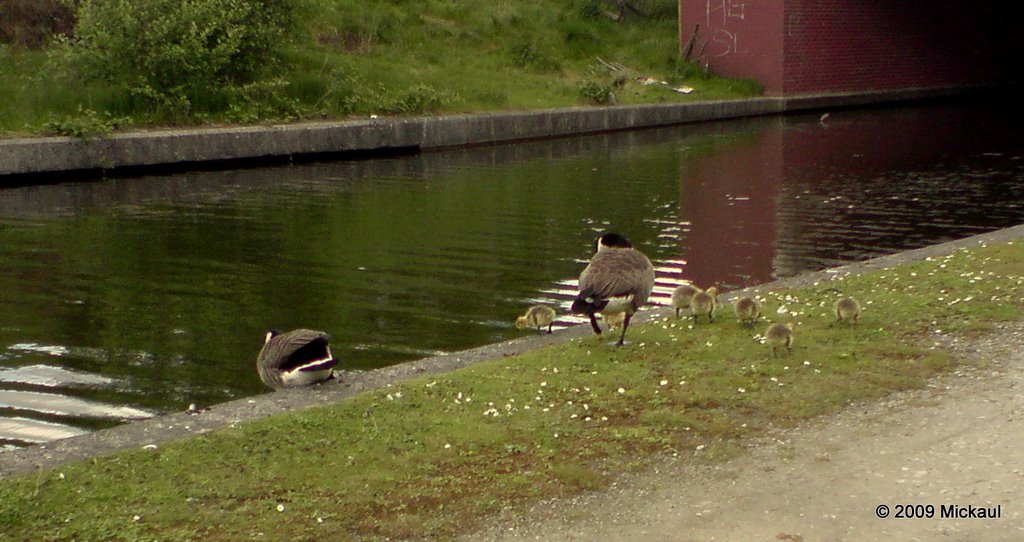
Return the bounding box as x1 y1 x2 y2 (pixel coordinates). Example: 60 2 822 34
256 329 338 390
571 232 656 346
516 304 557 334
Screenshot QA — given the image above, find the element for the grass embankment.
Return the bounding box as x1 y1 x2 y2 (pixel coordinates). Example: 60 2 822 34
0 0 760 137
1 240 1022 540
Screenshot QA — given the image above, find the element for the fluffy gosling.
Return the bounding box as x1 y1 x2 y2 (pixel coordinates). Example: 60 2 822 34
765 323 793 357
689 286 719 324
516 304 556 334
834 297 861 324
733 296 762 327
671 284 700 318
602 311 627 330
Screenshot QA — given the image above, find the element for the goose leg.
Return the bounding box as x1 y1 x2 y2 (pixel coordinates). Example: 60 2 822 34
588 314 602 335
616 313 631 346
546 322 553 334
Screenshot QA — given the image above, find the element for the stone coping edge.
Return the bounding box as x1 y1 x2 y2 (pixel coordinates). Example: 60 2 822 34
0 86 983 180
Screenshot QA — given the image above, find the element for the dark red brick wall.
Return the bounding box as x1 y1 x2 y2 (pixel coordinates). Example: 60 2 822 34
681 0 785 92
681 0 1022 95
782 0 1013 94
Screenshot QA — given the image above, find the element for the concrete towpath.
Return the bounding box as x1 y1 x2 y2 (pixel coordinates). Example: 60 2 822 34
464 321 1024 542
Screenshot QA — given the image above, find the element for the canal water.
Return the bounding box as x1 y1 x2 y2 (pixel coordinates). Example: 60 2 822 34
1 98 1022 447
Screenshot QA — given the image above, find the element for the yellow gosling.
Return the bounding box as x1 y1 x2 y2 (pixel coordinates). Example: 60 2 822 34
765 323 793 357
689 286 719 324
671 283 700 318
602 311 627 330
516 304 556 334
733 296 762 326
834 296 861 324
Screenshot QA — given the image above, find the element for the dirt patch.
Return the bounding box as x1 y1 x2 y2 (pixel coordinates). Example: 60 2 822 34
463 321 1024 542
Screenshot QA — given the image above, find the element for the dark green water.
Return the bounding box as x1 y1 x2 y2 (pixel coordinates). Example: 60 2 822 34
2 98 1023 446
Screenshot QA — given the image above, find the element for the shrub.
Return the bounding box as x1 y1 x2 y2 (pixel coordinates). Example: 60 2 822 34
577 80 615 104
56 0 304 117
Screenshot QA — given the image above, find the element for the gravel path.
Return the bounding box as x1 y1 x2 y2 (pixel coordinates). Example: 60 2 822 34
464 322 1024 542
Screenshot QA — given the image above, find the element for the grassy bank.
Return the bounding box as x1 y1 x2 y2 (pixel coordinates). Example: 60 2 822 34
0 239 1021 541
0 0 759 137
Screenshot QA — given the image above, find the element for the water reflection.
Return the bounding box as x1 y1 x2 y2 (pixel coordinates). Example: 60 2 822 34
1 98 1022 446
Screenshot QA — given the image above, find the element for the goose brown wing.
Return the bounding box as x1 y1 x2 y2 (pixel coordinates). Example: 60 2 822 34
258 329 331 370
579 249 655 305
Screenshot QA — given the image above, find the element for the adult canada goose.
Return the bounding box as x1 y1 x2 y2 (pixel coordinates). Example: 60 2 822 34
571 232 655 346
690 286 719 324
765 323 793 357
733 296 762 327
256 329 338 390
516 304 556 334
671 283 699 318
834 297 861 324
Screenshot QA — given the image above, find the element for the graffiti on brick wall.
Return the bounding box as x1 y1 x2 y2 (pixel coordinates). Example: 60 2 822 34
705 0 747 58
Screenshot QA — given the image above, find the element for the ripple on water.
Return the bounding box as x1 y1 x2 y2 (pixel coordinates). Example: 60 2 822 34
0 390 152 420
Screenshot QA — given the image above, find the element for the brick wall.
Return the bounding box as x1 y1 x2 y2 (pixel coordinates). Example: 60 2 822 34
680 0 785 93
681 0 1021 95
782 0 1011 94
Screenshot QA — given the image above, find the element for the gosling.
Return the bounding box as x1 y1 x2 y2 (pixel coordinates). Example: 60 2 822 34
834 296 861 324
602 310 627 330
689 286 719 324
516 304 556 334
671 283 700 318
765 323 793 357
733 296 762 327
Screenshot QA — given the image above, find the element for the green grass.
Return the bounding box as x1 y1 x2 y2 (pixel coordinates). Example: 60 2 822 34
0 0 760 136
1 240 1022 540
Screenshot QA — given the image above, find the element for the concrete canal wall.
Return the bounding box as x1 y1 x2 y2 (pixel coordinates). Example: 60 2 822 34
0 86 969 180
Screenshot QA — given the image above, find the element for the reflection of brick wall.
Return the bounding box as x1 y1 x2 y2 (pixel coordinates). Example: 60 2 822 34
680 0 1020 96
677 121 784 289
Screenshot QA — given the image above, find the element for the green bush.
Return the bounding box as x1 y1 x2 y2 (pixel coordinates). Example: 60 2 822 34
56 0 304 117
577 80 615 104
